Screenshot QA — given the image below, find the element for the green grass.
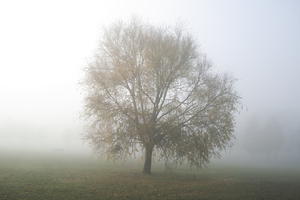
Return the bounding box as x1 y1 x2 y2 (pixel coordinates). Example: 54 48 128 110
0 152 300 200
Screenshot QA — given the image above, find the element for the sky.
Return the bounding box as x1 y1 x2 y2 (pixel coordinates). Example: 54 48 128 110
0 0 299 164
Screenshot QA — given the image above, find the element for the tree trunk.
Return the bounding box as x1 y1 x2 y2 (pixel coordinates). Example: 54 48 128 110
143 145 153 174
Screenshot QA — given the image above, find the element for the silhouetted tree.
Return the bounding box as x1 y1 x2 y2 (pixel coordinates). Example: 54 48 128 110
243 115 284 159
83 19 240 174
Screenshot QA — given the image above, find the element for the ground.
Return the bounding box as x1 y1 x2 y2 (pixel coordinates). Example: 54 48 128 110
0 152 300 200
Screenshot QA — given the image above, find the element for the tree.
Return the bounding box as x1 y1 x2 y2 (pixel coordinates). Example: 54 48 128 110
83 19 240 174
242 115 284 160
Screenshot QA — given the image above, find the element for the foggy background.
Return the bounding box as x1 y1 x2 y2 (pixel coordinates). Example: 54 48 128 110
0 0 299 167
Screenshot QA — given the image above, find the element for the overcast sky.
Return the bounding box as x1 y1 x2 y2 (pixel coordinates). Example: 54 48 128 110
0 0 299 160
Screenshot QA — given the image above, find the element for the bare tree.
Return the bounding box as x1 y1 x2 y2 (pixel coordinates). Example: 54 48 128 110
83 19 240 174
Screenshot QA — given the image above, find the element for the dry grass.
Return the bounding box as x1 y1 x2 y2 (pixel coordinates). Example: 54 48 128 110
0 153 300 200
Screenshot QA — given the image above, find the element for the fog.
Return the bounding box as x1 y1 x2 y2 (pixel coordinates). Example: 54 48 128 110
0 0 299 167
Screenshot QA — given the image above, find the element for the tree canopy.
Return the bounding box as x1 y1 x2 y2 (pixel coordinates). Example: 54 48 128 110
83 19 240 174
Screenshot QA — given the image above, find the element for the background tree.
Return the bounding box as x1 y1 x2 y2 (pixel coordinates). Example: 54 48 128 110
242 115 284 160
83 19 240 174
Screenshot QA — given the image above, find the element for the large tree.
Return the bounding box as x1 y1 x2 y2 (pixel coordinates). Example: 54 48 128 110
83 19 240 174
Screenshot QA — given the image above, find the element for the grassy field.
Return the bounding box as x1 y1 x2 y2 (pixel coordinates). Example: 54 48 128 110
0 152 300 200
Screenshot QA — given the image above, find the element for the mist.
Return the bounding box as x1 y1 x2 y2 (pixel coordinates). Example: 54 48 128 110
1 0 300 169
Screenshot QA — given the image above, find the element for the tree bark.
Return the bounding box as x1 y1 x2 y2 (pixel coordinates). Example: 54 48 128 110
143 144 153 174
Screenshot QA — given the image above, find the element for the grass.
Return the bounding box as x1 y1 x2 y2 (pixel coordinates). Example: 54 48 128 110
0 152 300 200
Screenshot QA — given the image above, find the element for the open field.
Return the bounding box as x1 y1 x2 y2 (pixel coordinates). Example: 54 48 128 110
0 152 300 200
